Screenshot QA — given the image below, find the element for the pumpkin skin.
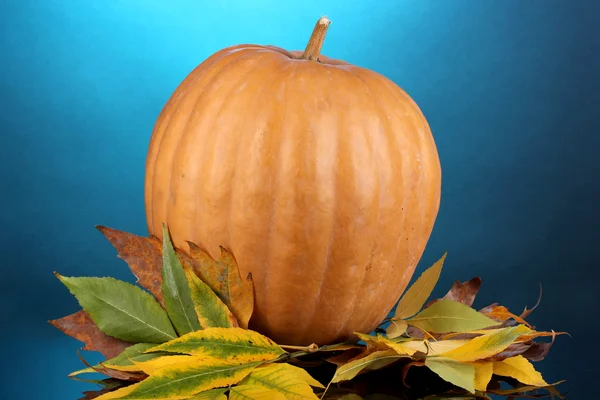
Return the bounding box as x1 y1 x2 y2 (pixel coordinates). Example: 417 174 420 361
144 22 441 345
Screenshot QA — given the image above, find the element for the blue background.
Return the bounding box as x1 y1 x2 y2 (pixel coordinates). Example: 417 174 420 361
1 0 598 398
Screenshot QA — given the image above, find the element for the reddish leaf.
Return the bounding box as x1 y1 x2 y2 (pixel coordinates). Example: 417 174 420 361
96 226 165 306
49 310 131 358
520 284 543 320
481 304 532 328
426 277 482 308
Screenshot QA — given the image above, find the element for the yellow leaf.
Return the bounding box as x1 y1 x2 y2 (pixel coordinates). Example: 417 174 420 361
424 357 475 394
189 388 228 399
93 384 140 400
493 355 548 387
394 253 447 319
132 355 198 374
438 325 531 362
184 266 238 328
111 358 261 399
331 350 407 383
402 339 470 355
354 332 418 356
472 361 493 391
229 384 287 400
406 299 497 333
147 327 285 362
385 319 408 339
239 363 322 399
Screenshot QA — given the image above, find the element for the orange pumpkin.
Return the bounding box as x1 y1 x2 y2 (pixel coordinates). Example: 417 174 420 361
144 17 441 345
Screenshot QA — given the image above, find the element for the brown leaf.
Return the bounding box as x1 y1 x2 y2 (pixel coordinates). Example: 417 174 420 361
426 277 482 308
520 284 543 320
96 226 165 306
179 242 228 299
481 304 532 328
49 310 131 358
485 342 533 361
76 349 147 382
401 360 425 388
78 380 131 400
521 332 557 362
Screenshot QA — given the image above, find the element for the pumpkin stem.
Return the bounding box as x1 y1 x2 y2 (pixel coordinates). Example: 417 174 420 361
301 16 331 61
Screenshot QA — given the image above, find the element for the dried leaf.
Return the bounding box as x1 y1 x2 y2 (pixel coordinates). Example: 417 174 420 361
486 342 532 362
331 350 407 383
75 349 147 382
424 357 475 393
49 310 131 358
521 332 556 361
393 253 447 319
480 305 531 327
70 343 165 376
93 384 139 400
104 358 261 399
439 277 482 307
96 226 165 306
222 248 254 329
239 363 323 399
406 299 497 333
147 327 285 362
354 333 418 356
55 274 177 343
180 243 228 302
492 355 548 386
437 325 531 362
519 284 543 320
229 384 286 400
472 361 493 391
184 266 237 328
385 319 408 339
161 224 201 335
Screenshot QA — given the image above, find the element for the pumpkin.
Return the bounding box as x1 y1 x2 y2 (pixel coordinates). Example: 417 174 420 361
144 17 441 345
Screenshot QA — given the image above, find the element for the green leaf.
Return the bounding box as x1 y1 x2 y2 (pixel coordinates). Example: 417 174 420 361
239 363 323 399
110 358 261 399
385 319 408 339
147 327 286 362
185 266 237 328
406 299 497 333
161 224 201 335
424 357 475 393
331 350 407 383
394 253 447 319
56 274 176 343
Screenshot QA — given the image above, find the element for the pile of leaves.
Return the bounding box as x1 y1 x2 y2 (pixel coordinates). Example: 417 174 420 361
50 225 566 400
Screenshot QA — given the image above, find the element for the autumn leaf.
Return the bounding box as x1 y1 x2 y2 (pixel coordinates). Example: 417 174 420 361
434 277 482 307
472 361 493 391
229 385 287 400
74 349 147 382
436 325 531 362
238 363 323 399
147 327 285 362
480 304 531 327
402 339 470 355
160 224 201 335
103 358 261 399
406 299 497 333
69 343 164 376
486 342 532 362
222 247 254 329
49 310 131 358
521 333 556 361
180 243 228 303
96 226 165 306
393 253 447 320
492 355 548 386
385 318 408 339
55 273 177 343
424 357 475 393
354 333 418 356
331 350 407 383
188 388 228 399
184 265 237 328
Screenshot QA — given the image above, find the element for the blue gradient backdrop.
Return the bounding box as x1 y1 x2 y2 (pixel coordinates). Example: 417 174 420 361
1 0 598 398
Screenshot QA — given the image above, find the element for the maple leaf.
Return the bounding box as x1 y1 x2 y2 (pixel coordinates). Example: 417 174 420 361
49 310 131 358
